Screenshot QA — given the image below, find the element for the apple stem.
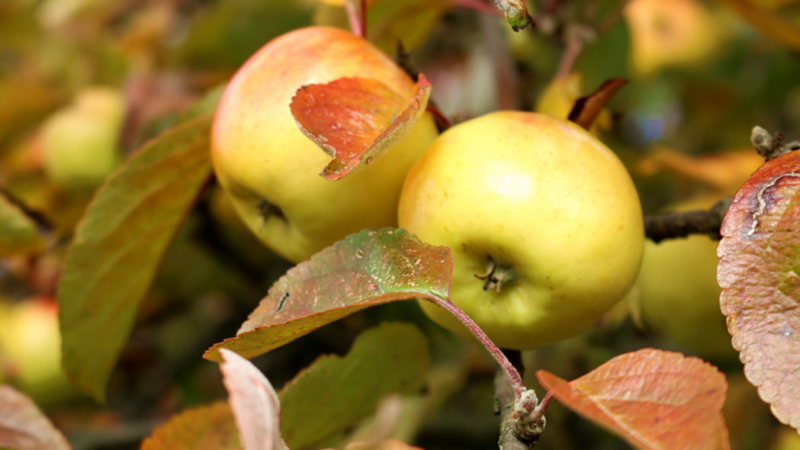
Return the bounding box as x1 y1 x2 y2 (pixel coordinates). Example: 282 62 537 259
360 0 368 39
427 296 527 397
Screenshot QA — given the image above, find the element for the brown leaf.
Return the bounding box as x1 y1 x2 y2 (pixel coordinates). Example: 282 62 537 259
717 150 800 431
203 228 451 362
536 349 730 450
141 402 240 450
291 75 432 181
567 78 627 131
220 348 288 450
0 385 70 450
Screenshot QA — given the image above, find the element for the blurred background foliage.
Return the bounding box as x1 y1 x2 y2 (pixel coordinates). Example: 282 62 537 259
0 0 799 449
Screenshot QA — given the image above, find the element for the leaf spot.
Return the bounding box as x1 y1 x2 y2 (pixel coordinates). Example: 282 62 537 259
748 173 800 236
356 249 364 258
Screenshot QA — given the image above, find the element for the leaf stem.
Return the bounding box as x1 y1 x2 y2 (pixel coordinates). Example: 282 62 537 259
426 296 526 397
346 1 363 38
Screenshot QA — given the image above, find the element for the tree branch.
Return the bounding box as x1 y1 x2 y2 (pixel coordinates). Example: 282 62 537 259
644 197 732 243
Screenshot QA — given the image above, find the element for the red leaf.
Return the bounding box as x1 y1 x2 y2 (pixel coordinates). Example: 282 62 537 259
290 75 432 181
0 386 70 450
204 228 451 362
536 349 730 450
220 348 288 450
717 150 800 431
567 78 627 131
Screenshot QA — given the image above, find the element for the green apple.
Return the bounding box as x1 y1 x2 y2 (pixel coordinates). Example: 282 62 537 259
399 111 644 350
41 86 125 190
632 195 737 362
212 26 438 263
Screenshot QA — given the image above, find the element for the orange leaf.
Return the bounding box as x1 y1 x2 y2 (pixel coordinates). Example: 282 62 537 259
290 75 432 181
141 402 240 450
536 349 730 450
717 150 800 431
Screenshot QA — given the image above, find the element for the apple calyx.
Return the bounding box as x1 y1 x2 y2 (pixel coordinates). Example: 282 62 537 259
257 198 284 227
474 258 515 293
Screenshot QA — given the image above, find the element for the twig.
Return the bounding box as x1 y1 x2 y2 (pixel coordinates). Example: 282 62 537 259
752 126 800 161
644 197 732 243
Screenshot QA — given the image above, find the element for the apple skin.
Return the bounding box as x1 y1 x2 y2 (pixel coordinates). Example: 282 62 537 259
399 111 644 350
633 195 737 362
212 26 438 263
41 87 124 190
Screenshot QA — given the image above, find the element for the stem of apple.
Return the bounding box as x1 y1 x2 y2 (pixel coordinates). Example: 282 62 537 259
360 0 368 39
427 296 526 398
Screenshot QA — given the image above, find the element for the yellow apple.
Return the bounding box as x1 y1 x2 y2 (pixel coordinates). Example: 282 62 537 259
399 111 644 350
632 195 737 362
212 26 438 263
624 0 723 77
0 297 77 405
40 86 125 190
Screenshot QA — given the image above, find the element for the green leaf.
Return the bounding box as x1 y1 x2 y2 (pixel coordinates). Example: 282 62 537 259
58 116 213 402
203 228 451 362
280 322 430 450
0 192 46 257
141 402 240 450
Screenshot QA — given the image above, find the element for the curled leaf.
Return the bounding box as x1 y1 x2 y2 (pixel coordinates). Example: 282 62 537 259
0 386 70 450
220 348 288 450
291 75 432 181
141 402 240 450
58 116 213 401
204 228 451 362
537 349 730 450
717 150 800 431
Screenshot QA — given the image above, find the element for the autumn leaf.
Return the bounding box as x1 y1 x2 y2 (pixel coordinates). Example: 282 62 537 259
713 0 800 51
290 75 432 181
717 150 800 431
141 402 240 450
567 78 627 132
220 348 289 450
0 386 70 450
280 323 429 450
58 116 213 402
203 228 451 362
537 349 730 450
0 192 47 257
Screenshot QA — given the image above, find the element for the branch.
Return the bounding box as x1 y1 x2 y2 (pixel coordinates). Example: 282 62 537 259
644 197 732 243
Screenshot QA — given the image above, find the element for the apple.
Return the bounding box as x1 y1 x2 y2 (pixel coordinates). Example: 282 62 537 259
398 111 644 350
212 26 438 263
631 195 737 362
623 0 723 77
40 86 125 190
0 297 77 405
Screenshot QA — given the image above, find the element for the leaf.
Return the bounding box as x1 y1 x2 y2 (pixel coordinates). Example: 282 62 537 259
717 150 800 431
141 402 240 450
567 78 627 131
220 348 288 450
536 349 730 450
713 0 800 50
280 323 429 450
204 228 451 362
490 0 534 31
0 386 71 450
290 75 432 181
0 192 46 257
58 116 213 402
